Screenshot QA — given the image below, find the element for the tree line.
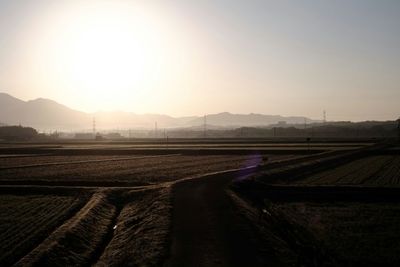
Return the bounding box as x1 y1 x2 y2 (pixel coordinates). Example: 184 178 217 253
0 126 38 141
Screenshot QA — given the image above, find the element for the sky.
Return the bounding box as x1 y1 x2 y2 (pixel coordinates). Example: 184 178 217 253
0 0 399 121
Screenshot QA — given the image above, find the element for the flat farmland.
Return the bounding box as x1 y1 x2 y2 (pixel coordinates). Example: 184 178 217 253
0 155 155 168
275 202 400 266
297 155 400 186
0 154 299 186
0 141 369 150
0 194 86 266
0 140 393 267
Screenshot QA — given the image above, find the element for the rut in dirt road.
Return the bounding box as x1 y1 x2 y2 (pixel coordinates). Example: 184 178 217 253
164 171 274 267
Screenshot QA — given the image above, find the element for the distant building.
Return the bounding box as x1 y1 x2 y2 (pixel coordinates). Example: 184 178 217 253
74 133 94 139
277 121 287 126
95 133 104 141
58 132 75 139
104 132 123 139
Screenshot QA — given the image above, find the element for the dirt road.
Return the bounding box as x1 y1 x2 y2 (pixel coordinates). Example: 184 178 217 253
164 170 274 267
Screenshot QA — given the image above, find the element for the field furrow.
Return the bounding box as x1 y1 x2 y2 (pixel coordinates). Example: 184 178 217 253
0 154 287 185
298 156 400 186
16 192 116 266
0 194 86 266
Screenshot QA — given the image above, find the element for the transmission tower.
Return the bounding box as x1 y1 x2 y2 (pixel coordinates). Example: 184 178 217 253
155 122 158 138
323 110 326 124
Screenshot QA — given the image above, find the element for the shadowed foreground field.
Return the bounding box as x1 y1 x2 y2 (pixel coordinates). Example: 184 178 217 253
0 140 398 266
276 202 400 266
0 193 86 266
298 155 400 185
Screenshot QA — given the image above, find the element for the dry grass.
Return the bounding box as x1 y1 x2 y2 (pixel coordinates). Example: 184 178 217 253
298 155 400 185
0 194 84 266
16 192 116 267
96 187 172 267
276 202 400 266
228 189 333 266
4 187 172 267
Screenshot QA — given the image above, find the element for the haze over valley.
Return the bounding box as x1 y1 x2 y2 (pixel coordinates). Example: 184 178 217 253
0 92 318 130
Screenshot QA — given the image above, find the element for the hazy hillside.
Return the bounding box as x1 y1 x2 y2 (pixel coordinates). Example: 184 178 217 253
188 112 314 127
0 93 90 130
93 111 196 129
0 93 317 130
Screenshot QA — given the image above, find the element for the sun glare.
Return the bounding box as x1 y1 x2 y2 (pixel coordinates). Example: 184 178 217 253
65 17 155 91
32 2 172 104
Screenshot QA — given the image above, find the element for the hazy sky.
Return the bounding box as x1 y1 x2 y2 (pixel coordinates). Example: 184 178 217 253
0 0 399 121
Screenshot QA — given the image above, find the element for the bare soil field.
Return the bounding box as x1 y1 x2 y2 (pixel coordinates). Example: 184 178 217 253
0 155 162 169
9 187 172 267
0 194 86 266
0 139 369 157
0 140 398 267
0 154 297 186
297 155 400 186
227 142 400 266
232 182 400 266
275 202 400 266
252 143 391 185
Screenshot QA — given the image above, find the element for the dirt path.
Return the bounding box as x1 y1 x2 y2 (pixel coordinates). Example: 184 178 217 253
164 170 271 267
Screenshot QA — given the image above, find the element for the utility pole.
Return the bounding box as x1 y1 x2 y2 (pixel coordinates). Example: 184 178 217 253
304 118 308 138
397 118 400 143
323 110 327 124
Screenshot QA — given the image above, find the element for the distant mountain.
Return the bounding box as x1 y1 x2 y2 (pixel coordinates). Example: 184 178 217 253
188 112 313 127
93 111 196 129
0 93 90 130
0 92 317 130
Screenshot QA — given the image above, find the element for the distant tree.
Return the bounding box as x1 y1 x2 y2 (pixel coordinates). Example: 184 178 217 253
0 126 38 141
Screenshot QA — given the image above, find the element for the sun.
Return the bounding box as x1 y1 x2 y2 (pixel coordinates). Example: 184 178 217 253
37 2 167 99
25 1 191 112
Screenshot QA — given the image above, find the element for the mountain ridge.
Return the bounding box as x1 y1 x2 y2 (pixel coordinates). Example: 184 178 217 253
0 92 318 130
